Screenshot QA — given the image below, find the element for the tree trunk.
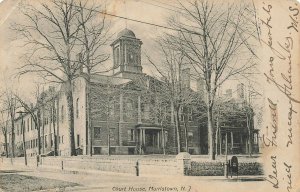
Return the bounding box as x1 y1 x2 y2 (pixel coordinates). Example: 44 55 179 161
56 98 60 155
161 121 166 155
107 94 110 156
215 115 219 156
174 108 181 154
52 100 57 156
86 77 93 156
42 106 45 154
247 114 252 156
4 131 8 158
10 119 15 158
183 115 188 153
66 80 76 156
21 118 27 166
37 109 41 155
208 105 215 160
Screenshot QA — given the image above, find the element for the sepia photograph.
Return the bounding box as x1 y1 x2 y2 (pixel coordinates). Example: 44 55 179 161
0 0 299 191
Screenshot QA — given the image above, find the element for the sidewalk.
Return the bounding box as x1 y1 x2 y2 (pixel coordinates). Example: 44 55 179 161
0 162 266 192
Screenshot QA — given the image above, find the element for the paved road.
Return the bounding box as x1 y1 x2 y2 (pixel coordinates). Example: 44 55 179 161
0 163 267 192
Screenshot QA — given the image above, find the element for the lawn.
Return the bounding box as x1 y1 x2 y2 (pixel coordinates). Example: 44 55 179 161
0 171 79 192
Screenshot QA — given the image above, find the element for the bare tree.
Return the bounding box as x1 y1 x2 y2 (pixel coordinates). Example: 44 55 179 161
165 0 258 160
0 111 9 158
2 91 17 157
12 0 111 156
147 37 202 154
14 86 43 156
76 1 111 156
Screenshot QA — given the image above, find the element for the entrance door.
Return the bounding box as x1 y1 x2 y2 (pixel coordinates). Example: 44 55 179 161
145 130 158 147
144 129 161 154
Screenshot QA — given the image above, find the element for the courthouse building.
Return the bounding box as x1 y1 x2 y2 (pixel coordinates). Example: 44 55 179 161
9 28 259 157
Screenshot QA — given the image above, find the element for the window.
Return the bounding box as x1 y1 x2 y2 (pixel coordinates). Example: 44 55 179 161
188 108 193 121
254 133 258 144
44 117 47 125
51 134 53 147
77 134 80 147
76 98 79 119
179 106 184 121
109 100 114 116
109 128 115 141
62 135 64 144
61 106 64 122
142 103 150 120
94 147 101 155
114 47 120 66
188 131 193 139
45 135 47 148
40 136 43 148
27 119 30 132
127 129 135 141
164 131 168 143
126 101 133 118
94 127 101 139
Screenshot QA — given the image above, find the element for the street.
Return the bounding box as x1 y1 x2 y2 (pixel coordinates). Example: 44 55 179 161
0 163 266 192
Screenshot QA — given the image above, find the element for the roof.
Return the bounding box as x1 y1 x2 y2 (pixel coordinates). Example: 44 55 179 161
90 74 132 85
117 28 136 38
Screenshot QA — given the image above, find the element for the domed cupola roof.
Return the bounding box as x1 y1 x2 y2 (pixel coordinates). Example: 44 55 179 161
117 28 136 38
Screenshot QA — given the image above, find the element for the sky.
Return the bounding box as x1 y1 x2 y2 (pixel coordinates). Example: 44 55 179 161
0 0 174 100
0 0 265 104
0 0 282 143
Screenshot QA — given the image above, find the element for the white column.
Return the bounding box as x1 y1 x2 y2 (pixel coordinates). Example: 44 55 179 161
119 93 124 122
140 129 142 144
157 131 160 148
143 129 146 145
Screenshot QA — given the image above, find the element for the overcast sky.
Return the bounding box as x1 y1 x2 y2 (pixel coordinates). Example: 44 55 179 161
0 0 265 103
0 0 176 99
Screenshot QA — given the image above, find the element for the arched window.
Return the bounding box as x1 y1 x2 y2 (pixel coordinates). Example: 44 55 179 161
61 106 64 122
114 47 120 67
76 98 79 118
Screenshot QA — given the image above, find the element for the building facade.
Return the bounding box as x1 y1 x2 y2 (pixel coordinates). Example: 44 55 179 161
7 28 259 157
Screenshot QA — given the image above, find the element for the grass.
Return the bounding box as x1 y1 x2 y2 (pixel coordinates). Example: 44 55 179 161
0 172 79 192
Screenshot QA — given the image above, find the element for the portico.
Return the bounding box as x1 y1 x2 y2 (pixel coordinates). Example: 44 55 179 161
135 125 166 154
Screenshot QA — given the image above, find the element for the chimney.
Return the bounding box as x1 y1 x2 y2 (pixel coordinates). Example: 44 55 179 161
225 89 232 98
182 68 190 88
237 83 245 100
49 86 55 93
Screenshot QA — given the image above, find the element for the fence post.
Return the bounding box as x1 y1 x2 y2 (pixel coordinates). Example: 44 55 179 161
135 160 139 176
176 152 191 175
